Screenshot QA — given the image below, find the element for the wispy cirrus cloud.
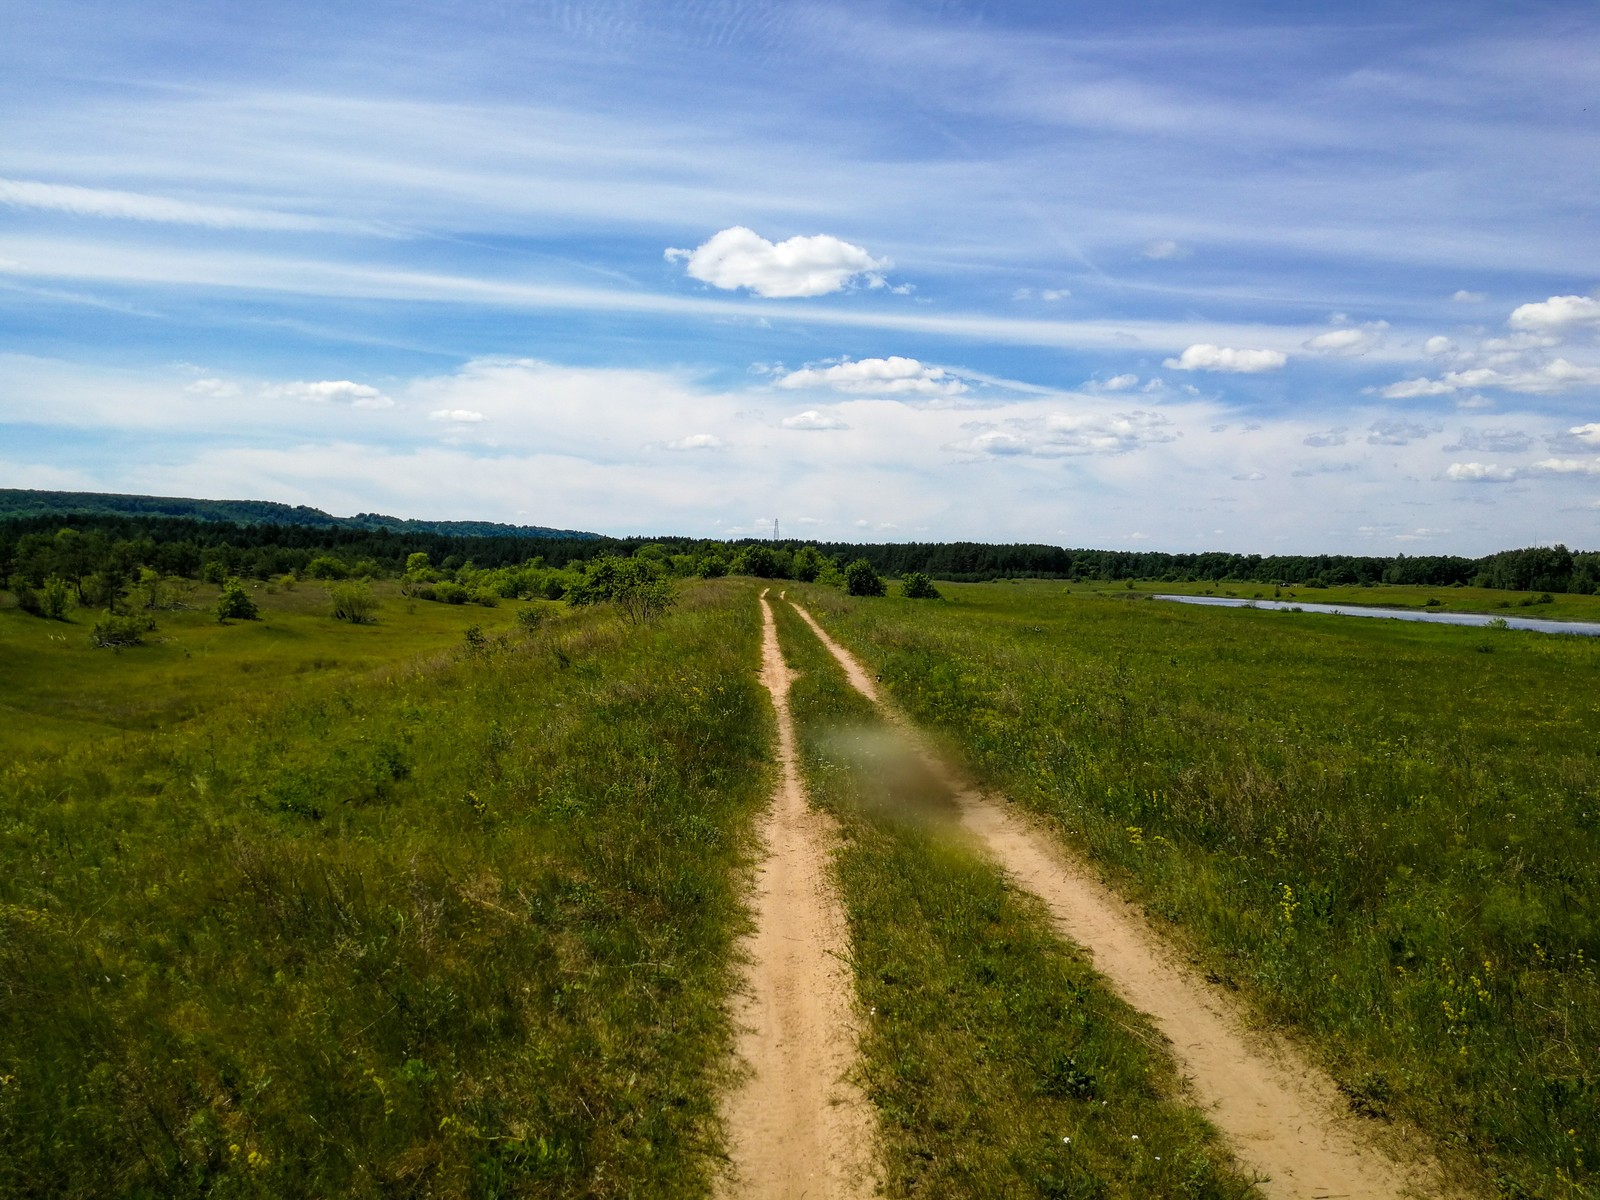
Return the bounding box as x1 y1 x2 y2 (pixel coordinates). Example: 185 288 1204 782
0 177 386 235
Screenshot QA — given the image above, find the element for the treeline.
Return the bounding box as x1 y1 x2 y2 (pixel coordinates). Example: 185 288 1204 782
3 512 1598 598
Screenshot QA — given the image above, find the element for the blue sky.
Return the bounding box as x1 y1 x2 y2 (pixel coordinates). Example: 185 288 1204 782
3 0 1598 553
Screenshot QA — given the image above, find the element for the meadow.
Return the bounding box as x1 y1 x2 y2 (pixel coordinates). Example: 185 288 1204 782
796 581 1599 1199
0 579 772 1198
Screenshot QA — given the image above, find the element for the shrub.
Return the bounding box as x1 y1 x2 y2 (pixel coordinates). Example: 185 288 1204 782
39 575 74 620
91 612 155 648
433 581 470 605
305 555 349 581
516 602 556 631
698 555 728 579
216 579 260 622
568 556 677 624
901 571 940 600
844 559 886 597
329 581 378 624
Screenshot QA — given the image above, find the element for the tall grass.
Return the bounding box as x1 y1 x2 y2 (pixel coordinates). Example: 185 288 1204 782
772 600 1256 1198
797 583 1599 1199
0 581 770 1198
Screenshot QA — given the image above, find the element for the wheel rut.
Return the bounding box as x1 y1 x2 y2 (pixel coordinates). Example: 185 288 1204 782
715 591 879 1199
787 599 1455 1200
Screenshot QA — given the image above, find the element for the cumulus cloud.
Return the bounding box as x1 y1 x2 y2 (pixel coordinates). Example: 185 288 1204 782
1423 336 1457 356
429 409 487 422
1565 422 1600 446
1444 428 1532 454
1302 428 1348 448
1163 344 1286 373
185 377 241 398
665 226 890 298
781 409 849 431
1140 239 1189 260
1303 319 1388 357
1530 457 1600 476
777 356 966 397
1451 290 1487 303
1381 360 1600 398
1367 419 1433 446
959 410 1176 458
1444 462 1518 482
268 380 393 409
1508 294 1600 335
1087 373 1139 392
665 433 722 451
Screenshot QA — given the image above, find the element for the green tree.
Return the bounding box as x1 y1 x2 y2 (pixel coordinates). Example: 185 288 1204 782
844 559 886 597
329 581 378 624
216 579 260 622
305 555 348 581
900 571 940 599
568 556 677 623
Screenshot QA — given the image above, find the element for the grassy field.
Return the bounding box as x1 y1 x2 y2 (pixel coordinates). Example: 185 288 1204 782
796 581 1599 1200
0 579 528 757
0 579 771 1198
771 598 1257 1199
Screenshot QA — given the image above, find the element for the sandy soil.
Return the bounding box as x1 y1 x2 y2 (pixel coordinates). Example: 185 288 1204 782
788 599 1455 1200
715 592 879 1199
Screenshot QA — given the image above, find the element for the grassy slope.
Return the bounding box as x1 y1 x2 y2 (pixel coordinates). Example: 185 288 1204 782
796 582 1599 1200
0 580 529 756
0 581 770 1199
772 599 1256 1199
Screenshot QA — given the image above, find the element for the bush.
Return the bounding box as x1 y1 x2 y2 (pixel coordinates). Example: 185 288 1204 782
568 556 677 624
91 612 155 648
901 571 940 600
844 559 886 597
38 575 74 620
516 602 557 631
216 579 260 622
432 581 470 605
305 555 349 581
329 582 378 624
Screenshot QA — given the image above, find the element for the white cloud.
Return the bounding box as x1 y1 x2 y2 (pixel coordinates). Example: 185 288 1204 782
1103 373 1138 391
1444 462 1518 482
1380 359 1600 398
777 356 966 396
1380 377 1456 399
1013 287 1070 301
665 226 890 298
1451 290 1487 304
1566 422 1600 446
781 409 849 431
0 176 376 234
1530 457 1600 476
665 433 723 451
1456 395 1494 410
1303 320 1387 357
1231 471 1265 481
959 410 1176 458
1163 344 1286 373
1508 294 1600 335
1367 419 1433 446
184 377 241 398
1140 239 1189 260
428 408 487 422
1302 427 1347 448
1444 428 1531 454
268 379 394 409
1423 336 1456 355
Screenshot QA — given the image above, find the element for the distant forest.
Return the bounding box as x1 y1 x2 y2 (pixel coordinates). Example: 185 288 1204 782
2 498 1597 596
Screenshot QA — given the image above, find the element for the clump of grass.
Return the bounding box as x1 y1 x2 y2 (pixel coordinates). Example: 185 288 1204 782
771 600 1254 1198
797 581 1599 1197
0 580 771 1198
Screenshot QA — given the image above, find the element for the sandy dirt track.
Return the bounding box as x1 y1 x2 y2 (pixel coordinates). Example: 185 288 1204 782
715 592 879 1199
788 599 1452 1200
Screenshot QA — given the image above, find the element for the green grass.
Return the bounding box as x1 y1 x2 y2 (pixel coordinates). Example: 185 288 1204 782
794 582 1599 1200
0 579 528 757
0 580 771 1198
771 599 1256 1199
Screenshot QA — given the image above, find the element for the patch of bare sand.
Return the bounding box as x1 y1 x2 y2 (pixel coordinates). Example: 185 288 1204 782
715 593 879 1200
788 599 1459 1200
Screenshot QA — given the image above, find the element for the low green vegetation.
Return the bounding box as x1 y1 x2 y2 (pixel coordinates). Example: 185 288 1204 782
0 580 769 1198
796 582 1598 1198
771 600 1255 1198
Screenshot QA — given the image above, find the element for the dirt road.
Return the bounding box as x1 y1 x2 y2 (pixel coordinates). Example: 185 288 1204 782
787 599 1450 1200
715 592 879 1199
